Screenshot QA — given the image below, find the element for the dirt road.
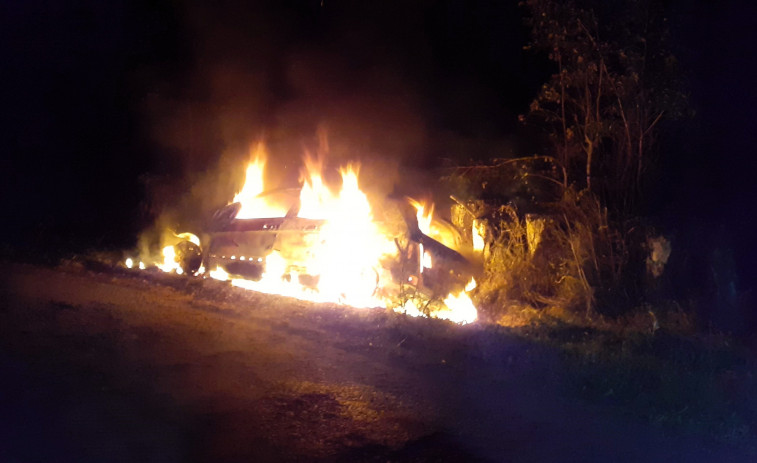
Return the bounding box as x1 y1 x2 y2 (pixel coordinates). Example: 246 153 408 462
0 263 753 462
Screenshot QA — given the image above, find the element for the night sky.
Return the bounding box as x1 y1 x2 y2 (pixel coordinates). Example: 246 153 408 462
2 1 757 299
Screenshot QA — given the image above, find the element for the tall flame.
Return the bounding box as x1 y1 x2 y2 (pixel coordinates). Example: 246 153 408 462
472 219 485 252
218 156 395 308
409 198 434 235
233 143 289 219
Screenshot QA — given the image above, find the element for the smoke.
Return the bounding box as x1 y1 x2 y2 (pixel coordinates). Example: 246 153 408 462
134 1 531 256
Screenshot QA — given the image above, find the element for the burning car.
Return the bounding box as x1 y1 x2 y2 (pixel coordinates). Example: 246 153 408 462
200 190 326 283
139 146 480 323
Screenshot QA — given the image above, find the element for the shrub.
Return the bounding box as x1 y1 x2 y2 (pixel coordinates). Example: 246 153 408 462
476 187 629 322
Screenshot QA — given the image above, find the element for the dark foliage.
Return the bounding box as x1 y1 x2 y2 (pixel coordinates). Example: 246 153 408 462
521 0 688 213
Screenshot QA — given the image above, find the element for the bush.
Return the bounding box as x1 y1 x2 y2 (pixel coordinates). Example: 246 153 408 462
476 187 630 322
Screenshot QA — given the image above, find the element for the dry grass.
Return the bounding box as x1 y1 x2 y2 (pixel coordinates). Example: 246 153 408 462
475 187 629 323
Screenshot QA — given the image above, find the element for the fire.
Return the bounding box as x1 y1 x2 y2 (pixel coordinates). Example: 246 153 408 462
421 248 433 270
302 164 394 307
211 156 395 308
155 232 201 274
233 142 289 219
408 198 460 252
472 219 486 252
157 245 180 273
130 143 479 324
209 265 229 281
176 232 200 247
409 198 434 235
397 278 478 325
441 290 478 324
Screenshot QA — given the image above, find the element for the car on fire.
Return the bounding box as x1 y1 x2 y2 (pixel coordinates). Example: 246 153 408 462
171 188 477 302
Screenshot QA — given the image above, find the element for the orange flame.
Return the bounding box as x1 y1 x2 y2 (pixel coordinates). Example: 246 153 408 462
409 198 434 235
233 143 289 219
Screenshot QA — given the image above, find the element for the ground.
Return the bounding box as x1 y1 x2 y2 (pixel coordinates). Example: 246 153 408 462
1 262 754 462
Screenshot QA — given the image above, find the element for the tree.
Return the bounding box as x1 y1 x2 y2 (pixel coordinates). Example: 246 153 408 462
521 0 686 211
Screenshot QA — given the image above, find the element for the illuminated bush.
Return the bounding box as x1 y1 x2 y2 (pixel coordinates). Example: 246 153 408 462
475 187 628 322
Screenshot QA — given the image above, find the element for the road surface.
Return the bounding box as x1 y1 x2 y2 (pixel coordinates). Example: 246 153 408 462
1 263 753 462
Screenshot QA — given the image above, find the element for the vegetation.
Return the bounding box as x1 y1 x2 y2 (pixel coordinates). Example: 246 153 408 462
513 322 757 445
474 187 627 320
438 0 692 324
433 4 757 442
441 157 637 323
521 0 688 211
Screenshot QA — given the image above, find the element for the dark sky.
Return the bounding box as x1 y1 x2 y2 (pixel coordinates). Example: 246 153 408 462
660 0 757 291
2 0 756 292
1 1 545 246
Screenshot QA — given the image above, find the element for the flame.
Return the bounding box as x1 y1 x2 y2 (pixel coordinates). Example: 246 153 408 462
140 144 478 324
440 291 478 324
422 249 433 269
409 198 434 235
396 278 478 325
437 277 478 324
472 219 485 252
224 158 395 308
297 156 333 219
209 265 229 281
304 164 394 307
233 143 289 219
408 198 459 252
398 299 425 318
176 232 200 247
154 232 201 274
157 245 179 273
